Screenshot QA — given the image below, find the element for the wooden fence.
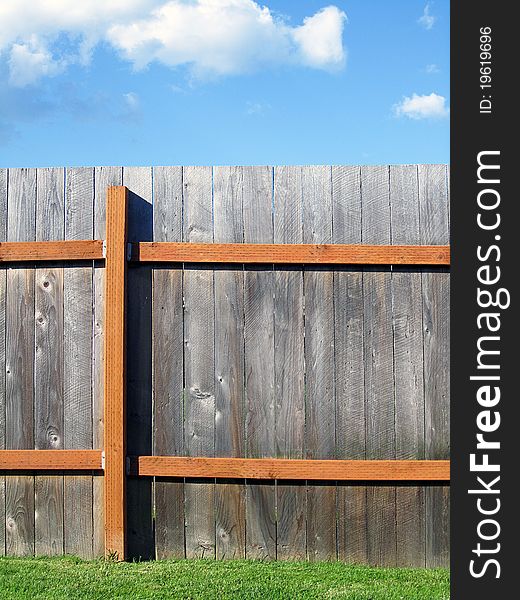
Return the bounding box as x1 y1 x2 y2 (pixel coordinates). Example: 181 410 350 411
0 165 450 566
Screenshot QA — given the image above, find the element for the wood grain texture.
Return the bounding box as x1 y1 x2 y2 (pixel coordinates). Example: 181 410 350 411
103 186 128 560
419 164 450 568
273 166 306 560
152 166 185 558
123 167 154 559
0 240 103 262
333 166 368 564
390 165 426 567
243 166 276 559
361 166 397 566
5 168 36 556
136 457 449 480
135 242 449 265
35 167 65 556
183 166 216 559
64 167 95 557
213 167 246 559
302 166 336 561
0 169 6 554
93 167 122 556
0 450 103 470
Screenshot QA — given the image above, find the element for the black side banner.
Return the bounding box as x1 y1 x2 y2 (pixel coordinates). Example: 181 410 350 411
451 2 516 597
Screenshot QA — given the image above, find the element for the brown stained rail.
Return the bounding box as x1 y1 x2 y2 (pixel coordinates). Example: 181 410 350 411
0 240 104 262
133 456 450 481
0 450 103 470
132 242 450 265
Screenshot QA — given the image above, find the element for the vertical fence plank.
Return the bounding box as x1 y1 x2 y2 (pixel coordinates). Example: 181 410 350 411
273 166 306 560
64 167 95 557
34 167 65 556
183 166 215 558
333 166 368 563
104 185 128 559
93 167 122 556
0 169 6 554
302 166 336 561
153 166 185 558
213 166 246 559
419 164 450 567
361 165 397 566
243 166 276 559
390 165 426 567
123 167 154 559
5 168 36 555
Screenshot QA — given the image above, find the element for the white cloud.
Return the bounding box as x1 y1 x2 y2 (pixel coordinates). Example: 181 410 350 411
107 1 347 77
0 0 347 86
291 6 347 70
393 93 449 120
245 101 271 115
8 37 65 86
424 63 440 74
418 3 436 30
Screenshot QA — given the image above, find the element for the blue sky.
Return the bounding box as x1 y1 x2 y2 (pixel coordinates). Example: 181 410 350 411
0 1 449 168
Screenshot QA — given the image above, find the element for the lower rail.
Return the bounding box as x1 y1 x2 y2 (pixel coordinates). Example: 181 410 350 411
133 456 450 481
0 449 104 470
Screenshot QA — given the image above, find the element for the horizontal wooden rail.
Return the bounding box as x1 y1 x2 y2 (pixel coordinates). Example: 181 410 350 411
0 240 105 262
133 457 450 481
132 242 450 265
0 449 104 470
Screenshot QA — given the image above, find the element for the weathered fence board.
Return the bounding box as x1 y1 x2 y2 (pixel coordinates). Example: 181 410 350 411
123 167 154 559
183 167 216 559
333 165 367 563
153 166 185 559
213 166 246 559
243 166 276 559
34 167 65 555
5 168 36 556
274 166 305 560
0 164 450 567
303 166 337 561
362 166 397 566
419 164 450 567
64 167 95 557
390 165 426 567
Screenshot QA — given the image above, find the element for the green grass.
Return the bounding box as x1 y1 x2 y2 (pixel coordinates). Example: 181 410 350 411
0 556 449 600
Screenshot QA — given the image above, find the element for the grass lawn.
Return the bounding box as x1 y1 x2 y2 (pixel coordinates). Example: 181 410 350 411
0 556 449 599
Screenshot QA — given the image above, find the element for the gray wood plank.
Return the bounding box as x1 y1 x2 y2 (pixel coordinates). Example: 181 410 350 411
243 166 276 559
152 166 185 558
332 165 367 563
5 168 36 555
183 166 216 558
64 167 94 557
419 164 450 568
361 165 397 566
302 165 336 561
273 166 306 560
123 167 154 559
213 166 246 559
0 168 7 554
34 167 65 555
93 166 122 556
390 165 425 567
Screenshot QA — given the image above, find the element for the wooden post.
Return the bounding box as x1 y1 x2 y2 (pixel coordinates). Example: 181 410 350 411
103 186 128 559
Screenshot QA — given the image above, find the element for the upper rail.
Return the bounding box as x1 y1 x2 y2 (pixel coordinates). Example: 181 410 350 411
0 240 450 266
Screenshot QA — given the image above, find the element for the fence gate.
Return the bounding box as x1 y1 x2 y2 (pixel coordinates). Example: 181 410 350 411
0 166 450 566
